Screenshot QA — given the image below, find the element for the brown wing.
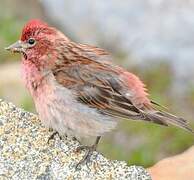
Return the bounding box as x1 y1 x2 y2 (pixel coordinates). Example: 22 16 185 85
52 62 145 119
52 41 193 133
75 43 112 62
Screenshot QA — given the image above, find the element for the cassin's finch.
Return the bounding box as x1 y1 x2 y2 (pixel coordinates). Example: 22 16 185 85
6 19 193 168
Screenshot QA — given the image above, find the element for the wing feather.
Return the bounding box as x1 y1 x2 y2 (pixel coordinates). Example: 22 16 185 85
52 41 193 133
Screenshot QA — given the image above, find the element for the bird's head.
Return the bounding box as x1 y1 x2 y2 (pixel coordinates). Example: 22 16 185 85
5 19 68 67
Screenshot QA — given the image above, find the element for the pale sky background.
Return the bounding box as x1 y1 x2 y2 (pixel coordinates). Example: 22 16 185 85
41 0 194 80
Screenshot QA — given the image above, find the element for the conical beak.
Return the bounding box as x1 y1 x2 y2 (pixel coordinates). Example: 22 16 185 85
5 40 25 53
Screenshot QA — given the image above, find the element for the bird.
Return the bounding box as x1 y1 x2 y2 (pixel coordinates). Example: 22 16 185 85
5 19 193 168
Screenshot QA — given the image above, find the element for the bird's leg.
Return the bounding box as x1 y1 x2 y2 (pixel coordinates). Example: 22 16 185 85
75 136 101 169
47 131 62 144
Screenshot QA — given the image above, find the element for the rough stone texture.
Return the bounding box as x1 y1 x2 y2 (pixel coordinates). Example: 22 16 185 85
0 99 151 180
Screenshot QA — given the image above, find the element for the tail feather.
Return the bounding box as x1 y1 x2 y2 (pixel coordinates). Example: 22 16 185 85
144 111 193 133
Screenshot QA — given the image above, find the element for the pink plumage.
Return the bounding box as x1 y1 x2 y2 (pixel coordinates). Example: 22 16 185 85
6 19 193 167
120 71 150 107
21 19 48 41
10 18 194 135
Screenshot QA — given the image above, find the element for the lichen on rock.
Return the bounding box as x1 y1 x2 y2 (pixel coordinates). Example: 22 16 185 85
0 99 151 179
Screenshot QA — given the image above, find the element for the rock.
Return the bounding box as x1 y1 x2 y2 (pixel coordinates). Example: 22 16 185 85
0 99 151 179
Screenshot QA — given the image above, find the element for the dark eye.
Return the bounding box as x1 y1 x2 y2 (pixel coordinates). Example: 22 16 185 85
28 38 36 45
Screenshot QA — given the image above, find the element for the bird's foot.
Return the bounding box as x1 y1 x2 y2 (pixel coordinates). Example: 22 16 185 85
75 144 97 169
75 136 101 169
47 131 62 144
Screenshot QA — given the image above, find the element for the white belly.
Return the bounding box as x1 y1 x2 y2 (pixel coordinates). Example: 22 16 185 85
34 79 117 138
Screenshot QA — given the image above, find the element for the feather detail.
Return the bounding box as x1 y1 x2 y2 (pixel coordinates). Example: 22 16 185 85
19 20 192 134
52 39 193 133
8 19 193 138
143 110 193 133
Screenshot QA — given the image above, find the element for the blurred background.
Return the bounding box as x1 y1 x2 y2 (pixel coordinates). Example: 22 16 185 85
0 0 194 167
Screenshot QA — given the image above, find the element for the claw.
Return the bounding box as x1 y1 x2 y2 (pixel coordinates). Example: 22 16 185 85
75 136 101 170
47 131 62 144
75 145 96 169
72 136 80 143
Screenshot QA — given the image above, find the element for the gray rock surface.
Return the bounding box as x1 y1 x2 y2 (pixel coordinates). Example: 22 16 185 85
0 99 151 179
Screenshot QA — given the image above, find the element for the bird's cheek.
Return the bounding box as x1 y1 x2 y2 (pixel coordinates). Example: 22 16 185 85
25 48 38 58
